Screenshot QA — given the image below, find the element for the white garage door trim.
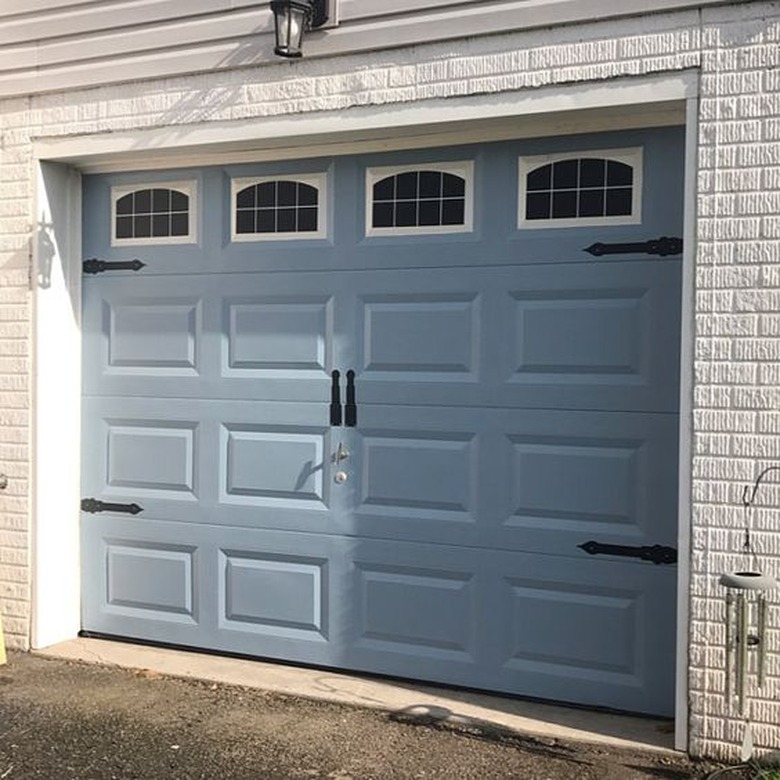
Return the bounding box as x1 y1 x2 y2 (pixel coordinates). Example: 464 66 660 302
32 71 697 751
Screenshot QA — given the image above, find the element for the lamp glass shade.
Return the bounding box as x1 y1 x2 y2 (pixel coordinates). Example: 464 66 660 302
271 0 312 58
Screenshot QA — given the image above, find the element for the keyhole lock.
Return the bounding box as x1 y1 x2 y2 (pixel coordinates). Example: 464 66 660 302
334 470 348 484
334 442 349 463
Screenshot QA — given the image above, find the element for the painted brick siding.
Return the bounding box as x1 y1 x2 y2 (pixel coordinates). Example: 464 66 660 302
1 0 780 760
0 107 31 652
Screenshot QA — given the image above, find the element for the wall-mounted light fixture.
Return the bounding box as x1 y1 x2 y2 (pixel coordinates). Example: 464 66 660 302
271 0 329 59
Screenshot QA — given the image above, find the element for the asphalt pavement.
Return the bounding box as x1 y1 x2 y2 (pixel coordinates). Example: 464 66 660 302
0 652 718 779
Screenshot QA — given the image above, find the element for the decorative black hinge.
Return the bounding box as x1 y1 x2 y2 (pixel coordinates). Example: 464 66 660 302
584 236 683 258
578 540 677 565
83 258 147 275
81 498 144 515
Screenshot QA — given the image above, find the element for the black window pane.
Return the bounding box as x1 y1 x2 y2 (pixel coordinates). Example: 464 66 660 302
395 201 417 227
116 216 133 238
395 172 418 200
151 189 170 212
606 187 633 216
419 171 442 198
236 210 255 234
442 173 465 198
171 213 189 236
607 161 633 186
298 207 318 232
236 186 256 209
578 189 605 217
298 184 318 207
372 202 394 228
134 215 152 237
373 177 395 202
526 165 552 191
418 200 441 226
170 191 189 212
552 190 577 219
134 189 152 213
441 198 465 225
256 209 275 233
525 192 551 220
116 194 134 216
152 214 170 236
552 160 578 189
277 208 297 232
579 159 606 188
277 181 297 207
256 183 276 208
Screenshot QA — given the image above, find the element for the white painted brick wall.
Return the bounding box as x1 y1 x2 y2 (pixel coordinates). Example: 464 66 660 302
1 0 779 760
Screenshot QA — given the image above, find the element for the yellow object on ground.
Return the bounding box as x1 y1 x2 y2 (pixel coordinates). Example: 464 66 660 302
0 614 6 665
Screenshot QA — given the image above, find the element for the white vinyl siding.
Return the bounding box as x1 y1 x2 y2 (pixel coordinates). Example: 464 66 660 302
0 0 753 98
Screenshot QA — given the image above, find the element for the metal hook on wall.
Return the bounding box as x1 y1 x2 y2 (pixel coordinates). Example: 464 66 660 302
742 464 780 508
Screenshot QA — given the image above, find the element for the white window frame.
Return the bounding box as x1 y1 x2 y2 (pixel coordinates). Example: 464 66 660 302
517 147 642 229
230 172 328 242
365 161 474 237
111 179 198 246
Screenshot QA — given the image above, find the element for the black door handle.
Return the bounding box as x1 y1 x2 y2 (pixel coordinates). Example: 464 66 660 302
330 370 342 426
345 370 357 427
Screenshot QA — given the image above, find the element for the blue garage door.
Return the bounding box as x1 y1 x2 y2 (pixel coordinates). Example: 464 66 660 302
81 127 683 715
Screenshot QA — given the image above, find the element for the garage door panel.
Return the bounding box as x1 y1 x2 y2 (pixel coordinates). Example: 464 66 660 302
221 424 329 510
106 298 201 372
352 261 680 412
354 563 476 660
106 420 198 497
490 410 678 554
359 293 479 378
105 540 198 623
83 397 340 532
344 539 482 679
83 274 339 403
484 554 675 715
219 549 329 640
225 296 333 374
349 406 677 554
82 518 345 665
510 290 644 378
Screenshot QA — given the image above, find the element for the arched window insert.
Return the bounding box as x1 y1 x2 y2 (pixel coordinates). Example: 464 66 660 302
232 174 326 240
518 148 642 228
112 181 196 245
366 162 473 236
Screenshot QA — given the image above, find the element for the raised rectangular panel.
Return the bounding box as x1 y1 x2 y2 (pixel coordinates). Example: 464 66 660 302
106 299 199 373
106 542 196 622
361 295 478 378
222 425 327 508
508 436 639 528
357 564 474 657
221 551 327 638
359 433 475 521
107 421 196 496
505 578 640 676
225 298 332 373
510 290 646 381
